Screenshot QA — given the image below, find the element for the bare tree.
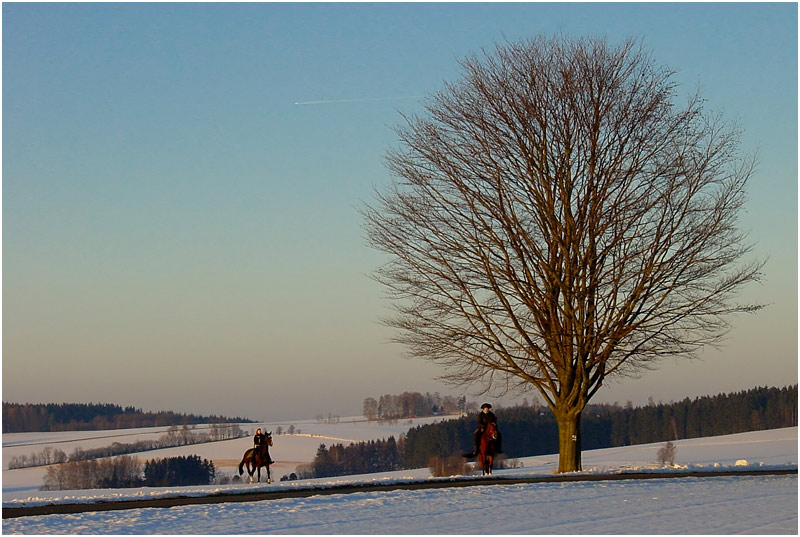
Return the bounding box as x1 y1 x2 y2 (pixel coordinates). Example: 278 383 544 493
363 397 379 421
364 36 764 473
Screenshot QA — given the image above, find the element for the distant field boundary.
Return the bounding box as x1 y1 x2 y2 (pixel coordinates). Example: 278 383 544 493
4 468 796 519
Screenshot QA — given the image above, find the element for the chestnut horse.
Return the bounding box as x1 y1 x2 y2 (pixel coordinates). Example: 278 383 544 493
478 421 499 475
238 432 273 483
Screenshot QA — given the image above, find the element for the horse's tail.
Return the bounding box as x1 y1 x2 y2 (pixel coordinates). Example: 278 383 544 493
238 449 251 476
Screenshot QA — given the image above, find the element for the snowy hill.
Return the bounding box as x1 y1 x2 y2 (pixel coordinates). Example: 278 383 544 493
2 415 455 494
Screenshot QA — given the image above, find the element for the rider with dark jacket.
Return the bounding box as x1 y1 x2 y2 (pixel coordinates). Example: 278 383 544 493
253 428 274 464
467 403 503 457
253 428 265 448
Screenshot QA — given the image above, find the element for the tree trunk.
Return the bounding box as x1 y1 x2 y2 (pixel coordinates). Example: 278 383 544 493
555 409 582 473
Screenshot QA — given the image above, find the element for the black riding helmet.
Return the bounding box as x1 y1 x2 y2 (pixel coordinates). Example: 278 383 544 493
481 403 492 409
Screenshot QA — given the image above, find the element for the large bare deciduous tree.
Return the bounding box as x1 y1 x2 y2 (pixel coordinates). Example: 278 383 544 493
363 36 764 473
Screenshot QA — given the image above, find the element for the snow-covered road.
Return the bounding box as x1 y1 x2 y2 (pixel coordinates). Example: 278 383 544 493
3 474 796 534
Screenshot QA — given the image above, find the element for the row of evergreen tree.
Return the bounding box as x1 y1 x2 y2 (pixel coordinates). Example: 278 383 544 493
402 385 797 468
607 386 797 444
2 403 252 432
143 455 216 487
296 437 404 479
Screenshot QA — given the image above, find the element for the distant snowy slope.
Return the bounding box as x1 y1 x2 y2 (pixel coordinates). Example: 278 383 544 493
2 415 457 494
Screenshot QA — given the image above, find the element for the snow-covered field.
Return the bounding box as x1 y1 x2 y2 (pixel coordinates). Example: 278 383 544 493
2 416 453 494
2 419 797 534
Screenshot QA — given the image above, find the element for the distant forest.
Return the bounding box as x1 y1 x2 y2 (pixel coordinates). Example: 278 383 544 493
295 385 796 479
288 438 404 481
2 403 253 433
402 385 797 468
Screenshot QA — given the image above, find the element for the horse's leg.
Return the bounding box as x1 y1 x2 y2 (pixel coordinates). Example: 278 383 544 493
267 464 271 484
248 461 255 484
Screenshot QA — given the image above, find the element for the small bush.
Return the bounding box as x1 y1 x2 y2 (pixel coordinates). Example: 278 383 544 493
657 441 677 466
215 474 233 485
429 455 468 477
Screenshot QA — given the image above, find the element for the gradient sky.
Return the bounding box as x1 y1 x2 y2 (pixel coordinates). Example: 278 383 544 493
3 3 797 422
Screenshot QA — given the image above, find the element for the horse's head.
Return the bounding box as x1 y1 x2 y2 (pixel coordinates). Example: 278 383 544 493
485 421 498 440
266 432 273 446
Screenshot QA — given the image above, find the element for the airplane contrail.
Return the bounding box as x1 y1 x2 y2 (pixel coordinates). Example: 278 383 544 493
294 95 422 106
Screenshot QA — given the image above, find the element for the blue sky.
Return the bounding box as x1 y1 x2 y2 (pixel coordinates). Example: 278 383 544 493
3 3 797 421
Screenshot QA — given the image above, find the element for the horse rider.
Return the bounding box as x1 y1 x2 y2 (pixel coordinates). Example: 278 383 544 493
253 428 275 465
466 403 503 458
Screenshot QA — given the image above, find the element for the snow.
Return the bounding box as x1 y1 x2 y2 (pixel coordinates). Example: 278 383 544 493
1 416 452 494
2 419 797 534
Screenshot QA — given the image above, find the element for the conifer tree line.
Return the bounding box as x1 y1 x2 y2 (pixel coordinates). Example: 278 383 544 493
302 385 795 477
291 437 404 480
401 385 797 468
2 402 252 433
142 455 216 487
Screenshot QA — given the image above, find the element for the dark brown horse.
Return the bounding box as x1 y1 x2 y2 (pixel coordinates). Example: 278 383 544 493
478 421 499 475
238 432 273 483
